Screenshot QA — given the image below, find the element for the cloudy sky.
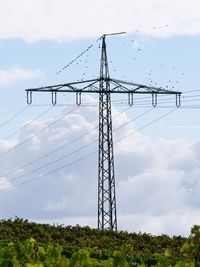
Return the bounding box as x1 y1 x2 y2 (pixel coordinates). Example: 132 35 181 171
0 0 200 237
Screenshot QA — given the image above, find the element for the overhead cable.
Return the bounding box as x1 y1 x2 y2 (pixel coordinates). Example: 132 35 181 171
0 106 78 160
3 106 53 140
0 106 130 178
0 106 28 130
0 107 152 185
1 107 177 189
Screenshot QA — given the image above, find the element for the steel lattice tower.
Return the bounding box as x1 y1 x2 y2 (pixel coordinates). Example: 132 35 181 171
98 35 117 230
26 33 181 231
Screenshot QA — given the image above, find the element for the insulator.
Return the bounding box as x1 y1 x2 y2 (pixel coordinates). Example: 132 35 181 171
51 92 57 105
176 94 181 108
76 92 81 105
128 93 133 106
27 91 32 105
152 94 157 107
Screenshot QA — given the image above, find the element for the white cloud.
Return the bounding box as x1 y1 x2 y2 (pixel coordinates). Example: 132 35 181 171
0 177 12 190
0 0 200 42
0 67 44 85
0 97 200 236
119 210 200 236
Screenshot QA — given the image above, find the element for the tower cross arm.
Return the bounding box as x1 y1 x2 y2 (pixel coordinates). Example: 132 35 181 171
26 77 181 95
110 78 181 95
26 78 100 93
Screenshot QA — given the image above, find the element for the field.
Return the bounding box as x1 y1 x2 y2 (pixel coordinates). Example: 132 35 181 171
0 217 199 266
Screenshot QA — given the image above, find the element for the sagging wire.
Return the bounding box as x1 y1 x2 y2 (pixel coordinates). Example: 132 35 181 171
0 106 78 160
2 106 54 140
0 107 177 190
0 106 131 180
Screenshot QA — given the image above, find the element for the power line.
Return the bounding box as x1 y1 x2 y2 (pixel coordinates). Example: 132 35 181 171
182 90 200 94
1 107 177 190
0 106 28 130
0 106 78 160
113 107 154 132
142 17 200 32
25 92 200 108
108 94 200 106
8 150 98 188
182 94 200 99
28 96 200 108
0 96 26 117
132 98 200 106
125 17 200 35
0 107 153 186
115 108 177 144
111 105 200 109
1 139 98 186
3 106 53 140
0 106 131 179
55 38 101 75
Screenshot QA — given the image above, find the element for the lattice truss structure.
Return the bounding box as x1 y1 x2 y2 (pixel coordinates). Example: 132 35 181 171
26 33 181 231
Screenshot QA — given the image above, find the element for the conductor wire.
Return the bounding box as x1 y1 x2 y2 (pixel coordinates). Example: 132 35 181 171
0 106 28 130
0 106 78 160
1 107 177 189
0 107 154 187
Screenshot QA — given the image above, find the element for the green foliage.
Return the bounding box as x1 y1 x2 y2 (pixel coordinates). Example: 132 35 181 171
0 238 67 266
0 217 187 252
0 237 197 266
181 225 200 267
0 218 199 266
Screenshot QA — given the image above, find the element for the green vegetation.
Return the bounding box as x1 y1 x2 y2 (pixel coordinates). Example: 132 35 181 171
0 217 199 266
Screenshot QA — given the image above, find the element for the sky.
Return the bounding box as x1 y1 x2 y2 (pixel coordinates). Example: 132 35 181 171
0 0 200 237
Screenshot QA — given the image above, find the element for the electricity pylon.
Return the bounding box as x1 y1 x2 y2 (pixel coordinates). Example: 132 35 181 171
26 33 181 231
